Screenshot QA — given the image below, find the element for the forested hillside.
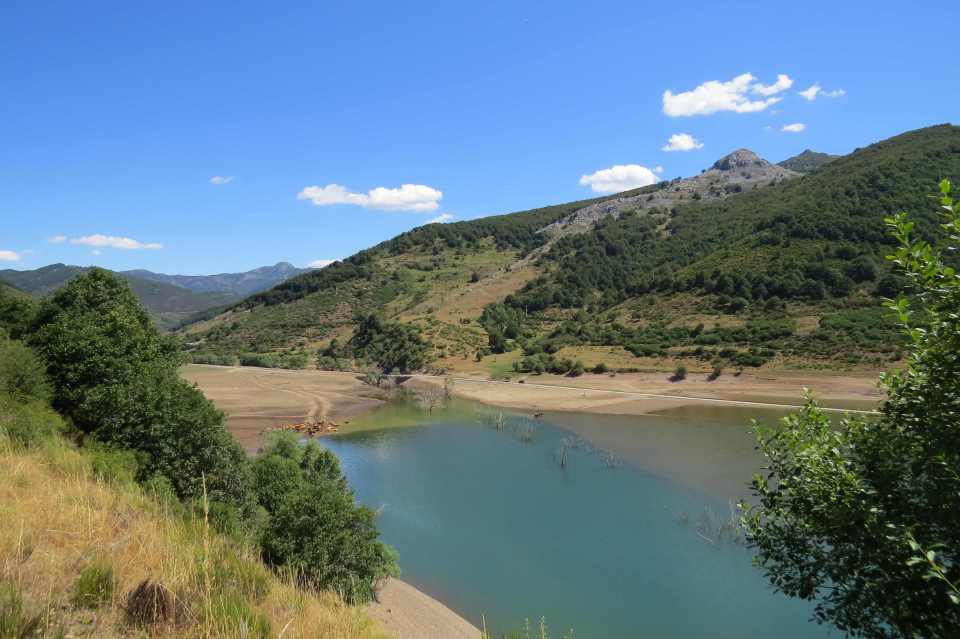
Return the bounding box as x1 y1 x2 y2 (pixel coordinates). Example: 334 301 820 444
183 124 960 374
0 263 302 331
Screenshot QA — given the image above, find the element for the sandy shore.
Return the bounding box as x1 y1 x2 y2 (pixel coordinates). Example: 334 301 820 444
181 364 386 452
409 369 883 416
367 579 479 639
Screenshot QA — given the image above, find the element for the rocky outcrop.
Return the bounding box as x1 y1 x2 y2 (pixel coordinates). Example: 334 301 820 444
538 149 799 238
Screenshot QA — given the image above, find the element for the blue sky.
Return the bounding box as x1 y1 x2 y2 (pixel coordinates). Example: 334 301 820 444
1 1 956 274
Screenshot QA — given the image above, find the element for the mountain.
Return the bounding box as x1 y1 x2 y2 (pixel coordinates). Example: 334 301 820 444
1 262 307 331
122 262 307 297
0 264 239 331
778 149 838 173
539 149 797 239
181 124 960 373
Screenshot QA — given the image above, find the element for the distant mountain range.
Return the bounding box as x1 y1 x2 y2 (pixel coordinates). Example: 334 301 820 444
122 262 307 297
0 262 307 330
778 149 838 173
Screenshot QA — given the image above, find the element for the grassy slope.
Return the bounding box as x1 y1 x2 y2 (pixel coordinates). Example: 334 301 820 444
183 124 960 374
0 423 387 638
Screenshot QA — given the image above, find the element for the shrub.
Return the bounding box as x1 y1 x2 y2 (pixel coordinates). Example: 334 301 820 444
72 563 115 609
0 338 51 403
188 353 237 366
672 363 688 381
0 581 42 638
592 362 608 374
0 394 65 450
254 433 397 603
86 445 139 486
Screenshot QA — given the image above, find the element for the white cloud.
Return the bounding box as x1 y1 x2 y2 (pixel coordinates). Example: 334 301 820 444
91 250 102 256
0 250 20 262
297 183 442 212
427 213 454 224
798 84 845 101
69 234 163 250
798 84 820 101
579 164 661 194
307 259 339 268
49 235 67 244
781 123 806 133
752 74 793 96
654 166 664 174
662 73 784 117
662 133 704 152
210 176 234 185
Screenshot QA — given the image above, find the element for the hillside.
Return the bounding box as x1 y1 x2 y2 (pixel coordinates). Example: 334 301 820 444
778 149 838 173
0 263 303 331
182 124 960 374
0 397 388 639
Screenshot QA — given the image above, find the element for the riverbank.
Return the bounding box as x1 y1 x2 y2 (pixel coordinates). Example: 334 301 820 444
181 365 481 639
410 368 884 416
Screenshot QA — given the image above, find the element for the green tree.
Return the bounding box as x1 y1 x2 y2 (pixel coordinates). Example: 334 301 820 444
30 268 177 431
254 432 398 603
29 269 253 510
742 181 960 638
0 285 37 339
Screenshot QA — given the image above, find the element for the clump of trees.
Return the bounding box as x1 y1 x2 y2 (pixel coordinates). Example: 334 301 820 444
742 181 960 637
348 314 429 373
5 269 396 604
255 432 398 602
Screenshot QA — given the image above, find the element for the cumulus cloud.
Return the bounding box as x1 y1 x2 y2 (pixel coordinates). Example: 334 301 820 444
798 84 845 101
752 74 793 96
662 73 785 117
579 164 661 194
307 259 339 268
0 250 20 262
662 133 704 152
781 123 806 133
49 235 67 244
210 176 234 185
298 183 442 212
427 213 454 224
69 235 163 250
654 166 664 174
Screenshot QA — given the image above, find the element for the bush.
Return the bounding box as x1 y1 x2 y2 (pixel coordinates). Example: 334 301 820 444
672 363 688 381
592 362 608 374
0 394 65 450
86 445 139 486
254 433 397 603
0 338 51 403
72 563 115 609
188 353 237 366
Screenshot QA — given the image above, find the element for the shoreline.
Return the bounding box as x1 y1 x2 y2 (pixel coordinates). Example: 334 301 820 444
182 364 884 638
408 369 884 418
181 365 481 638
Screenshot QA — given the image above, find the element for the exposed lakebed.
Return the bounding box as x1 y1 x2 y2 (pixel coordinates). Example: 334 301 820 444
325 399 840 637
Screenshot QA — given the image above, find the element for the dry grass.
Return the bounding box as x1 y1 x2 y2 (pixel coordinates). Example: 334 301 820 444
0 436 390 639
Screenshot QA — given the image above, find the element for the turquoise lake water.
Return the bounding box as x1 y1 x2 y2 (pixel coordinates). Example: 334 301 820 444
324 401 834 638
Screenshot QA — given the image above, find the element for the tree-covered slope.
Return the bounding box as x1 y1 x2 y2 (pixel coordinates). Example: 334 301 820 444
778 149 838 173
184 124 960 372
0 264 240 330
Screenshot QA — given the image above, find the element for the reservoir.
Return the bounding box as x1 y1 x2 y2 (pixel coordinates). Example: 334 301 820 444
325 399 839 638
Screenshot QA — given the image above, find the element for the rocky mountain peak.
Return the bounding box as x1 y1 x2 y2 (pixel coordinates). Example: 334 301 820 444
711 148 768 171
